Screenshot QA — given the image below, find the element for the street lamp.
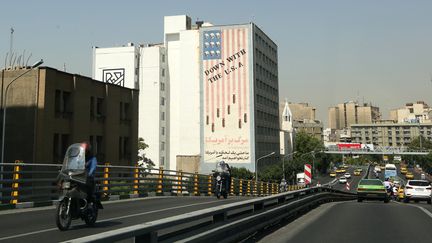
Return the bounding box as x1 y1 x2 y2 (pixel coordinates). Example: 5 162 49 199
282 151 297 180
1 59 43 165
255 151 275 183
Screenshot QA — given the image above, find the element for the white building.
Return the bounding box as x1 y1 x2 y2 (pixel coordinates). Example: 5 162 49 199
92 44 168 168
280 100 294 156
92 15 280 173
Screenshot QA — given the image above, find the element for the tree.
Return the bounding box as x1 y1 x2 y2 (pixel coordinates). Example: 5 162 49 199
404 135 432 173
137 137 155 168
230 167 254 180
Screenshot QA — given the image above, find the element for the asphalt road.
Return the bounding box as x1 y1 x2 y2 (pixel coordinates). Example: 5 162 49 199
260 200 432 243
259 164 432 243
0 196 250 243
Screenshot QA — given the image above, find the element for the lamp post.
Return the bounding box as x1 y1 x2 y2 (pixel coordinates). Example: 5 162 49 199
255 151 275 183
1 59 43 165
282 151 297 180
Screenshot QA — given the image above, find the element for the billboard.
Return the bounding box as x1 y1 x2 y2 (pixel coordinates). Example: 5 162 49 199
201 26 252 165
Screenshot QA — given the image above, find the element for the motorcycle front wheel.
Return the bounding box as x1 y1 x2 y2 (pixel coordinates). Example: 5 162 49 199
56 199 72 231
84 202 98 226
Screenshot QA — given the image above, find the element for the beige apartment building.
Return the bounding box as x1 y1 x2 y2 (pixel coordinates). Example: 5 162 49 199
390 101 432 123
287 102 316 121
351 122 431 147
328 101 380 130
0 67 138 166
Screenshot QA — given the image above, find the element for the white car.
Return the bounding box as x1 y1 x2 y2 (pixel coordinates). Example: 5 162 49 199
344 173 351 179
403 180 432 204
339 176 347 184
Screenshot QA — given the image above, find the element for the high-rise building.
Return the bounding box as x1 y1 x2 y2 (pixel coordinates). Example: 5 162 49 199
92 43 168 168
92 15 279 173
328 101 380 129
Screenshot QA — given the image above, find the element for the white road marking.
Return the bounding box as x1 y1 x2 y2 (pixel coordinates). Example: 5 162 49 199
0 198 237 241
394 201 432 219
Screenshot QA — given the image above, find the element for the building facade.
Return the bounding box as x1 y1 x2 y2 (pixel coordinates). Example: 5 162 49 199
328 101 380 130
390 101 432 123
92 15 279 173
200 20 280 173
351 122 432 147
1 67 138 165
280 100 294 156
92 43 168 168
288 102 316 121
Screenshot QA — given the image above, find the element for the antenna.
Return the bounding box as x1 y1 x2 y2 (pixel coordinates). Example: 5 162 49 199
25 53 32 66
9 27 14 67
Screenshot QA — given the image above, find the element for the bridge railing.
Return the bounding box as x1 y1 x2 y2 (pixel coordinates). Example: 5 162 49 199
0 162 304 206
69 186 356 243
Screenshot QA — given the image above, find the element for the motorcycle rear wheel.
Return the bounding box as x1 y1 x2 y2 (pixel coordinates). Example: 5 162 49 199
84 202 98 226
56 200 72 231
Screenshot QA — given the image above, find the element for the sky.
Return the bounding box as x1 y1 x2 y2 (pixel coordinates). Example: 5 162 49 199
1 0 432 126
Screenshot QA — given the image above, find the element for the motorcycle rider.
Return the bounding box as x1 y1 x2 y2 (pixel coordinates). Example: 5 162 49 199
280 178 287 192
383 178 392 197
82 142 97 202
220 161 231 191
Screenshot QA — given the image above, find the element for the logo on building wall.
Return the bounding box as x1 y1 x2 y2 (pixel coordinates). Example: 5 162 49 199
103 68 125 86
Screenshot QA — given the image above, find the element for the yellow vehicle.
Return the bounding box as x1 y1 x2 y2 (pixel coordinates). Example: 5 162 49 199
330 171 337 177
342 165 349 169
354 170 361 176
336 168 343 173
340 168 346 173
380 165 386 170
400 167 407 174
356 168 363 172
405 172 414 179
397 185 405 201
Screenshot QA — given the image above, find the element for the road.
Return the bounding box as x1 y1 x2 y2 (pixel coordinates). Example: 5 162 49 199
258 164 432 243
0 196 249 243
259 200 432 243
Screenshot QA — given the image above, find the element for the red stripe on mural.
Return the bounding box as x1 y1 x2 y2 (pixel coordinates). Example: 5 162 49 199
238 28 242 121
242 28 247 123
221 30 225 120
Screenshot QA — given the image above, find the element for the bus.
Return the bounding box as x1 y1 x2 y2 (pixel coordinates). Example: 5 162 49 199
384 164 397 180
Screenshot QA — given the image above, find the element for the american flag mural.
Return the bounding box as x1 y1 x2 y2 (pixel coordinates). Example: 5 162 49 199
202 27 251 164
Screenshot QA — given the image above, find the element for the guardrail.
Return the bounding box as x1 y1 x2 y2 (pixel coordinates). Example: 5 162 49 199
0 162 305 207
67 187 356 243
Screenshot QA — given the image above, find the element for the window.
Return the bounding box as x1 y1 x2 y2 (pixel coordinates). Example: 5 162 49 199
160 156 165 166
161 127 165 135
90 97 95 118
55 90 61 113
161 141 165 151
160 97 165 106
161 54 165 63
160 82 165 91
161 68 165 77
161 111 165 121
55 90 73 118
96 98 105 117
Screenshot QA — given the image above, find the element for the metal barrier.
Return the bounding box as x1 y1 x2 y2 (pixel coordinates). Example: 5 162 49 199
68 187 356 243
0 163 286 205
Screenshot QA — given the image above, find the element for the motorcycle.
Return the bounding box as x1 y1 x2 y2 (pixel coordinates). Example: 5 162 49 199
213 162 230 199
55 143 103 231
